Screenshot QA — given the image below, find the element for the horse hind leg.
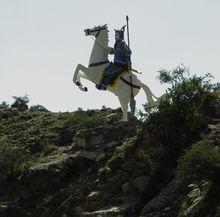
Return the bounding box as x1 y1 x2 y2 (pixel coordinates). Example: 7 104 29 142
118 96 129 121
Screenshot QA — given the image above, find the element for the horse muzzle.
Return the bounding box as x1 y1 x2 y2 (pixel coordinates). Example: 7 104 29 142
84 29 89 36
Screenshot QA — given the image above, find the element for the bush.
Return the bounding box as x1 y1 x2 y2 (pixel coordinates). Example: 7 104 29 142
213 82 220 91
30 104 48 112
136 149 154 175
0 136 27 183
11 95 30 111
0 101 9 109
178 141 220 183
157 66 213 123
63 110 106 128
142 65 214 159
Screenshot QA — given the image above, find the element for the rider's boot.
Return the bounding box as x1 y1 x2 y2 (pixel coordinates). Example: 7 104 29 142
96 82 107 90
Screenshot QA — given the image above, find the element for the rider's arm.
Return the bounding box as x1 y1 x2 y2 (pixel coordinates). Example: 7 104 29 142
108 47 114 55
123 43 132 56
121 42 132 69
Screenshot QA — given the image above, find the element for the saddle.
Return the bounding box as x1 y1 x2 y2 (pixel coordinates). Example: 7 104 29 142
103 63 127 86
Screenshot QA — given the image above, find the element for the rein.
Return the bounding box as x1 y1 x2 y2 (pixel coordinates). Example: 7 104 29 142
89 60 109 67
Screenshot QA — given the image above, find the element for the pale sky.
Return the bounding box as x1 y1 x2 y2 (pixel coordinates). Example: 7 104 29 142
1 0 220 111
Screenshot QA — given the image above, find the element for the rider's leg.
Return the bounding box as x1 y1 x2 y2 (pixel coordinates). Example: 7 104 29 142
96 64 112 90
96 64 123 90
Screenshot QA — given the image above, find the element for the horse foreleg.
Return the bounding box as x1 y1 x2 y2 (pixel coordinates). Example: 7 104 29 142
77 72 89 91
73 64 89 92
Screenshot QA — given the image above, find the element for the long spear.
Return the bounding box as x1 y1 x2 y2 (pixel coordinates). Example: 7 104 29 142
126 15 136 116
126 16 130 48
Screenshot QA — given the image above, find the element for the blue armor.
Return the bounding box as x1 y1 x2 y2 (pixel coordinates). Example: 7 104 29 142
96 28 132 90
114 40 132 66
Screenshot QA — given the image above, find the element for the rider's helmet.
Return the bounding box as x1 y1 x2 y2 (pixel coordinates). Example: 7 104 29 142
114 26 126 41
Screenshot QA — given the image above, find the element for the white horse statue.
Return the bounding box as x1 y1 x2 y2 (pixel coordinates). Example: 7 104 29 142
73 24 158 121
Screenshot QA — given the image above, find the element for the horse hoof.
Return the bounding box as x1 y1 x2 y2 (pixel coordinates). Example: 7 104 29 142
76 81 80 86
84 87 88 92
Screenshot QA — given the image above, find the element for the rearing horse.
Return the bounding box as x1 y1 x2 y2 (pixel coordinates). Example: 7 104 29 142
73 24 158 121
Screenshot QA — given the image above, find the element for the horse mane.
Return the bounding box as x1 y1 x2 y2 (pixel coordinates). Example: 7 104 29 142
101 25 109 48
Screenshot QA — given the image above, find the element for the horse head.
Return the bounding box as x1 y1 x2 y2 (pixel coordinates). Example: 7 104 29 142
84 24 108 37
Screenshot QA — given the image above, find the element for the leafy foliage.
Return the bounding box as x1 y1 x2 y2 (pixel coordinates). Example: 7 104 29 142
107 136 137 171
0 101 9 109
178 140 220 217
178 141 220 183
142 66 215 160
136 149 154 175
0 136 27 183
213 82 220 91
11 95 30 111
62 109 108 128
30 104 48 112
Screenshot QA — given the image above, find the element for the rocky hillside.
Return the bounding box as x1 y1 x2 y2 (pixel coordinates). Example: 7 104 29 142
0 95 220 217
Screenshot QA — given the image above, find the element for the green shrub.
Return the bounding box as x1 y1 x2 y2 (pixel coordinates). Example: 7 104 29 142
0 101 9 109
11 95 30 111
142 66 215 160
157 66 213 122
107 137 137 170
26 136 46 154
178 141 220 183
136 149 153 175
30 104 48 112
63 110 106 128
0 136 27 183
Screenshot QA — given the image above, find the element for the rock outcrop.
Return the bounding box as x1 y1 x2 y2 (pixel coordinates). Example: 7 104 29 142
0 97 220 217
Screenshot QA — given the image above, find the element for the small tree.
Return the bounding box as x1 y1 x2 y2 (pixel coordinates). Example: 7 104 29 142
142 65 214 160
0 101 9 109
11 95 30 111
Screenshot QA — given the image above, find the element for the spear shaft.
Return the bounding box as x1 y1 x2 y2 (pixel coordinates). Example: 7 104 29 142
126 15 136 116
126 15 130 48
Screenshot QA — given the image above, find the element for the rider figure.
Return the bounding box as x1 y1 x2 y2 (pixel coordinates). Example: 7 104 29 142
96 26 132 90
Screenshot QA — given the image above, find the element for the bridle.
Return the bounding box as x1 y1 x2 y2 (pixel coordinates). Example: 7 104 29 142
86 26 109 68
85 26 107 37
85 26 109 51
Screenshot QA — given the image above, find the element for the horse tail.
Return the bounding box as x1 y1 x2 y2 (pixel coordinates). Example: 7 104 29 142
140 82 158 106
